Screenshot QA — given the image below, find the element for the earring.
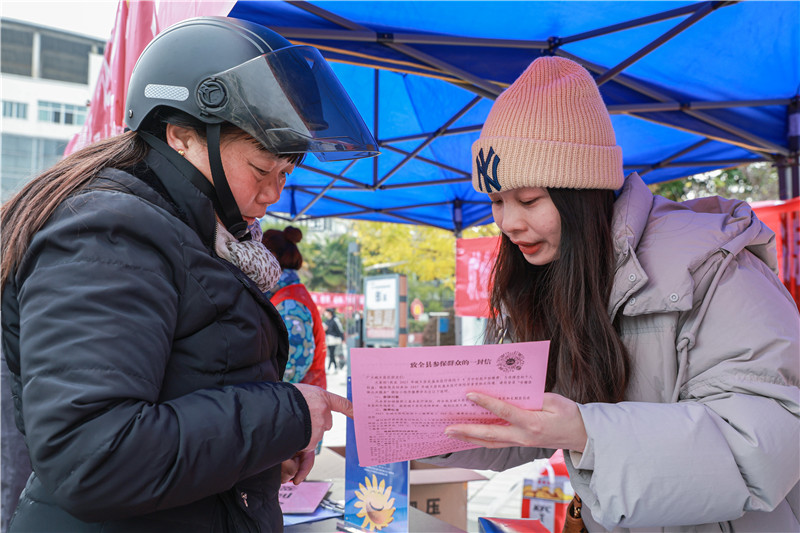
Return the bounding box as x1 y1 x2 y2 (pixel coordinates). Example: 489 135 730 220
177 149 185 157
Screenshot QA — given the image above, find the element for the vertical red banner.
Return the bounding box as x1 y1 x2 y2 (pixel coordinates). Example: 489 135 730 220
753 197 800 307
455 236 499 318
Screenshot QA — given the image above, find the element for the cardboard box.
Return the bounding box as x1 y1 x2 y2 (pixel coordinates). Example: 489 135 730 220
409 460 488 531
317 447 487 532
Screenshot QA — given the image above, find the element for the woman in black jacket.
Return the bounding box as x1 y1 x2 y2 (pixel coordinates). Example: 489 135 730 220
0 16 377 532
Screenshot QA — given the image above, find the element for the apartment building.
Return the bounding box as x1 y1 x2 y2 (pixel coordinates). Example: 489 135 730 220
1 19 105 202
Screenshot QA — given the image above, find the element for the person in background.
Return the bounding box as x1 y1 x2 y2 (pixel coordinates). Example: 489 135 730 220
263 226 327 390
425 56 799 532
1 16 377 532
323 308 345 372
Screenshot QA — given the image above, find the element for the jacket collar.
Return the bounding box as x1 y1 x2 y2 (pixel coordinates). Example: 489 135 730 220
607 172 777 320
141 134 217 251
608 173 698 319
608 172 652 319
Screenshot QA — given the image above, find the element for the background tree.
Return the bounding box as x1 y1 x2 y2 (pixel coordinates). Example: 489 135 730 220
302 233 355 292
355 221 455 288
649 163 778 202
354 220 501 316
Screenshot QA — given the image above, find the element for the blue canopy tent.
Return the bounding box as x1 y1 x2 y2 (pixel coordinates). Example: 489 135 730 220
100 1 800 233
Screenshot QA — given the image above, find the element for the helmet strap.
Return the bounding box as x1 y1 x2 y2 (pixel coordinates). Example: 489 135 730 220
206 123 250 241
139 129 222 215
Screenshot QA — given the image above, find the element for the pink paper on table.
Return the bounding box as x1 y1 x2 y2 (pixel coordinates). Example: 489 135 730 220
278 480 332 514
350 341 550 467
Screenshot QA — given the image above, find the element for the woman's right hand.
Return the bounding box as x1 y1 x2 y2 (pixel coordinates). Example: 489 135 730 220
292 383 353 452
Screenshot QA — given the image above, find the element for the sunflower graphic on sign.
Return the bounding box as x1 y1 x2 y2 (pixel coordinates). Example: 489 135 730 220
353 474 396 531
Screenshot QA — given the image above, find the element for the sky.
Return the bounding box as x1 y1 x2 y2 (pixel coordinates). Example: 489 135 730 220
1 0 119 41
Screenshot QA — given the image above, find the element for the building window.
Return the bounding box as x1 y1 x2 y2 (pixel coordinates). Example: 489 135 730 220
1 26 33 76
2 101 28 119
1 134 67 202
40 34 91 84
38 101 87 126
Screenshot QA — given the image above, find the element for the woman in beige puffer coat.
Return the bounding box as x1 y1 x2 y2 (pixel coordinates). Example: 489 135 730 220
427 56 800 532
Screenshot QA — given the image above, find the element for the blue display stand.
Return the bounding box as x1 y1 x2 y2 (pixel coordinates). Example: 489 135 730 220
344 377 410 532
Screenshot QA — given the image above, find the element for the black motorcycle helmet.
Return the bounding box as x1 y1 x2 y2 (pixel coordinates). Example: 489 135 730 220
125 16 378 238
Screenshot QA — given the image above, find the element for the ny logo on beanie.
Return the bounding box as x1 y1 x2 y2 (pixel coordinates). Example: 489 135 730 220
476 147 501 192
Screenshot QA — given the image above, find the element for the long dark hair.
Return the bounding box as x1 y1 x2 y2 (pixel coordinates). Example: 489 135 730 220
1 110 303 290
486 188 630 404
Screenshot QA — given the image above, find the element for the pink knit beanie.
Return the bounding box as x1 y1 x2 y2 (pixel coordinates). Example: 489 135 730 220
472 56 623 192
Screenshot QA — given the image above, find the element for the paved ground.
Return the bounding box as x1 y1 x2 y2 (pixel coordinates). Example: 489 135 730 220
322 368 528 533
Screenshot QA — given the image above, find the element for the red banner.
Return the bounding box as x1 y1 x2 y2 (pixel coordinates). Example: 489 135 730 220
455 199 800 317
310 292 364 313
751 197 800 305
454 236 498 318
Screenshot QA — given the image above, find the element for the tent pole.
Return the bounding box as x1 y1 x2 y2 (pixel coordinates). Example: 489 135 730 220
637 139 712 176
559 1 713 45
382 124 482 144
560 51 790 156
375 96 482 187
453 200 463 237
292 186 455 212
295 164 369 188
595 1 723 86
263 212 294 223
298 175 473 191
463 212 494 230
777 159 789 201
293 160 359 219
608 98 791 114
789 99 799 198
632 157 766 170
272 26 549 49
379 177 471 190
373 69 380 188
680 108 789 156
286 0 503 97
380 145 470 178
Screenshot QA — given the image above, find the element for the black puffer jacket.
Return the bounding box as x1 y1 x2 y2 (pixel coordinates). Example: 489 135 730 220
1 144 311 532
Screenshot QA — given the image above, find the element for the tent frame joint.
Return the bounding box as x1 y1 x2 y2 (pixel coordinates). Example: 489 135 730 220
546 36 561 55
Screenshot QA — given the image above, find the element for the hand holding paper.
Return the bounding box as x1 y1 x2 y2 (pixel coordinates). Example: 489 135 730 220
350 341 550 466
444 392 588 452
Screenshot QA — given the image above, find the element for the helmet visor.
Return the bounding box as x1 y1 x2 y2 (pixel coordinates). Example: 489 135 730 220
209 46 378 162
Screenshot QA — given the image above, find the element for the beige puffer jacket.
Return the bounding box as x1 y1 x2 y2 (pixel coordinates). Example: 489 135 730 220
427 173 800 532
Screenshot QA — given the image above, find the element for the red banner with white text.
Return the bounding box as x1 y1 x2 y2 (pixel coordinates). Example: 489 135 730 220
310 292 364 314
454 236 498 318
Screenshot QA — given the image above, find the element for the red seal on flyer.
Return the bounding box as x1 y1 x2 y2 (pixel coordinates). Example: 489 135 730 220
497 351 524 372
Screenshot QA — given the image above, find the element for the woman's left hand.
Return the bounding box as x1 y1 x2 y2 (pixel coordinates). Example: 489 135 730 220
281 450 316 485
444 392 588 452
